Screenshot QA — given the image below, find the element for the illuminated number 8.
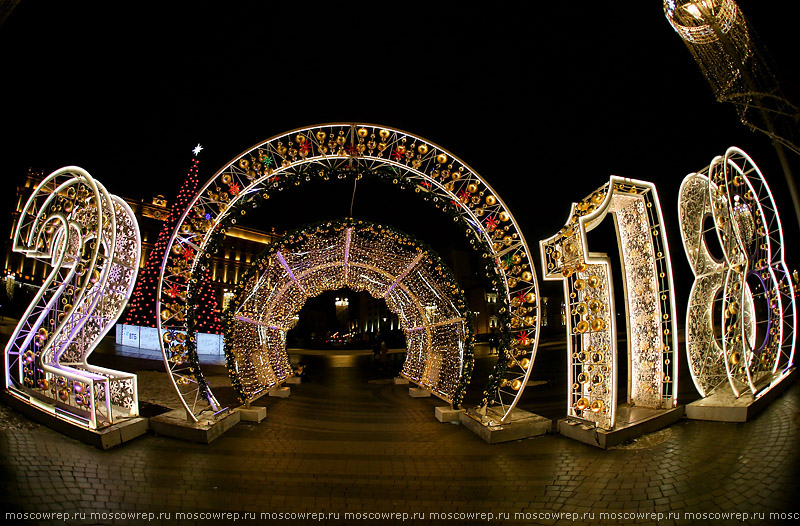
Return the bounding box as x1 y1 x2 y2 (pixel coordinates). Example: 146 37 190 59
679 147 796 398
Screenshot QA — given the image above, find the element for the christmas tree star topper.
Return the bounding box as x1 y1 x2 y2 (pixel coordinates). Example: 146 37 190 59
192 143 203 156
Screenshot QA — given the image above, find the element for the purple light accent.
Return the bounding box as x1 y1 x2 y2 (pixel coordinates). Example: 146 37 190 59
343 228 352 282
407 326 425 332
747 269 771 354
276 251 305 294
385 252 424 297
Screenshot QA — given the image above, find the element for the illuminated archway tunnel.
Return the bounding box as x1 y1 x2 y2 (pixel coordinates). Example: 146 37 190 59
225 219 473 407
158 123 542 422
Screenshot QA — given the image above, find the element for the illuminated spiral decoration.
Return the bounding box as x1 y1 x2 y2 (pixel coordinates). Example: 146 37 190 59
157 124 540 422
541 177 678 430
4 167 141 429
679 147 796 398
226 219 472 407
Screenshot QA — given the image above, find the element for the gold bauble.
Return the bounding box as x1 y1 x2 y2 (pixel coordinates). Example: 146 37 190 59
520 358 530 369
590 400 604 413
499 211 510 222
521 271 533 282
575 303 588 316
436 153 448 164
511 379 522 390
418 144 429 155
587 275 599 288
574 279 586 291
379 129 390 139
467 183 478 194
589 299 601 312
591 193 605 204
221 173 232 185
357 128 368 138
576 397 589 411
485 195 497 206
591 318 605 332
578 372 589 384
525 292 536 303
316 131 327 142
562 268 573 278
523 315 535 326
730 352 741 365
576 320 589 333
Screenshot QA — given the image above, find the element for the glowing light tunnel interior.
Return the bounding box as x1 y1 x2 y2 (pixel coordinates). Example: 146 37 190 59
225 219 473 407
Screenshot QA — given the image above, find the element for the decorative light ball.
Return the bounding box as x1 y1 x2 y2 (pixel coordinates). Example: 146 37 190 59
576 320 589 333
160 309 172 321
58 389 70 402
417 144 428 155
499 211 510 222
379 129 390 139
730 351 741 365
576 262 588 272
578 372 589 384
485 195 497 206
587 276 599 288
562 268 573 278
590 399 604 413
221 173 232 185
574 278 586 291
511 379 522 390
525 292 536 303
356 128 368 138
467 183 478 194
591 319 605 332
576 303 588 316
436 153 448 164
521 271 533 282
576 397 589 411
520 358 530 369
589 299 601 312
591 193 605 205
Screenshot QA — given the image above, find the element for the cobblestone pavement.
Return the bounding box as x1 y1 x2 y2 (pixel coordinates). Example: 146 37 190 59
0 330 799 525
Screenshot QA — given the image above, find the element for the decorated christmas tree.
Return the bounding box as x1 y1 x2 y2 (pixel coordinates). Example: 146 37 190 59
124 144 222 333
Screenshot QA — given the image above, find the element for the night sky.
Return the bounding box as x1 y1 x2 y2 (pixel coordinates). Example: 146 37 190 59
2 1 799 290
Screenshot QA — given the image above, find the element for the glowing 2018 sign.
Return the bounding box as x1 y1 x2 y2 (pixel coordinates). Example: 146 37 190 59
3 167 141 430
541 177 679 429
679 147 796 398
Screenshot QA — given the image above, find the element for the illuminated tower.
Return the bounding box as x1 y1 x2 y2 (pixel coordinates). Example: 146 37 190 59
664 0 800 228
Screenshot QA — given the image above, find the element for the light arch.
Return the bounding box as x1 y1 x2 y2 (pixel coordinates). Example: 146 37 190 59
225 219 472 406
157 123 541 421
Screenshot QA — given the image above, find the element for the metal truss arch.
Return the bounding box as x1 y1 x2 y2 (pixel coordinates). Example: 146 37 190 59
157 123 541 422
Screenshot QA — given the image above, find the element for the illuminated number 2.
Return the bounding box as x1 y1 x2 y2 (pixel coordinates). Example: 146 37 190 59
679 147 796 398
3 167 141 429
541 177 678 429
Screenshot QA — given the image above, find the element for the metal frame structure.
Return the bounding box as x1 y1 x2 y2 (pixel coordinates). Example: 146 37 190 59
679 147 796 399
541 177 679 430
4 167 141 429
157 123 541 422
226 220 471 406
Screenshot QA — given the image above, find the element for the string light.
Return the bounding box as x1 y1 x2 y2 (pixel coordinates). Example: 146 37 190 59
225 219 473 407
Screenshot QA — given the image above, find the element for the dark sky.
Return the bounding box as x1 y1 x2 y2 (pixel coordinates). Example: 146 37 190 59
2 1 799 279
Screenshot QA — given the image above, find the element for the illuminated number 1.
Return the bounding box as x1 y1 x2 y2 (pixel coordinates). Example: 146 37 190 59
540 177 678 429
